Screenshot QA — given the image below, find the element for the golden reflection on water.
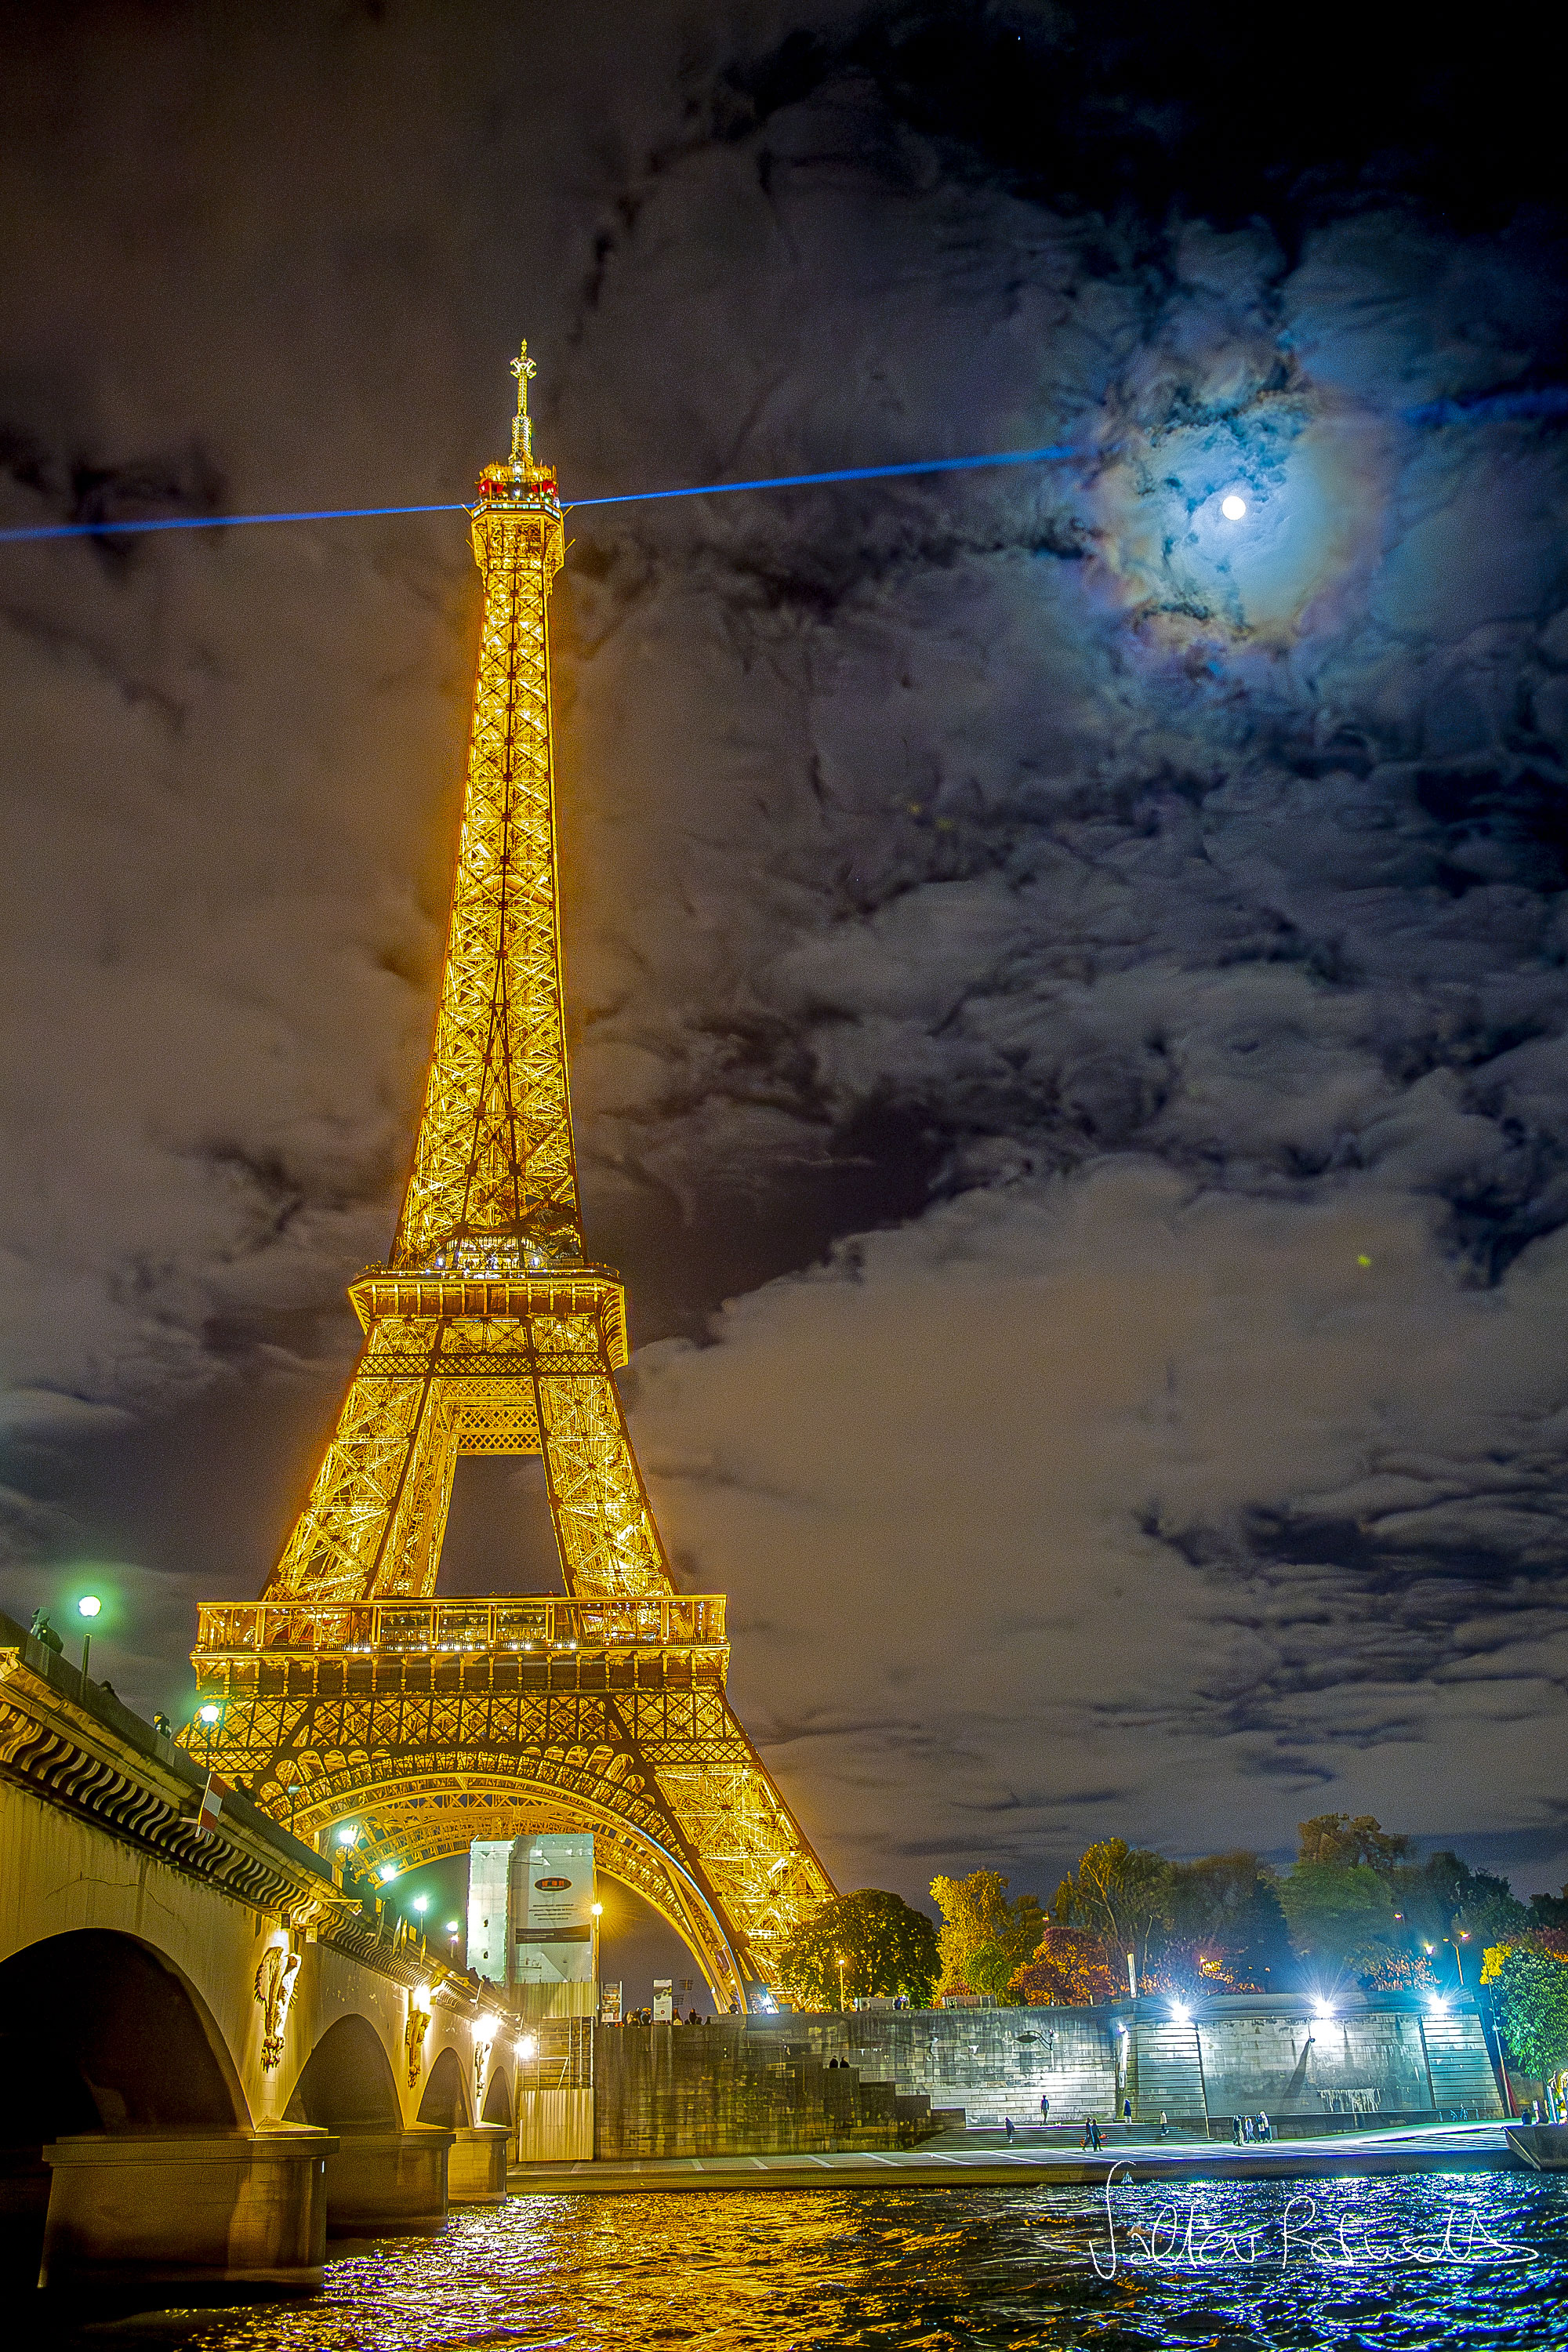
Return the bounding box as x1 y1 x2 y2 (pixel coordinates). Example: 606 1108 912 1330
71 2178 1568 2352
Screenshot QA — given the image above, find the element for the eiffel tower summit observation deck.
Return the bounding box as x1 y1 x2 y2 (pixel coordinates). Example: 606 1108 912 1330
184 349 833 2011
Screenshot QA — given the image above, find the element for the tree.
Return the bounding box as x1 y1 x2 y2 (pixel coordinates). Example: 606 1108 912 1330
1161 1852 1294 1990
1277 1860 1399 1980
1054 1838 1174 1981
1298 1814 1414 1872
929 1872 1044 1998
1169 1851 1264 1942
1454 1868 1530 1949
1140 1937 1242 1998
1386 1849 1469 1951
775 1889 940 2011
1007 1925 1121 2006
1225 1878 1296 1991
1483 1946 1568 2088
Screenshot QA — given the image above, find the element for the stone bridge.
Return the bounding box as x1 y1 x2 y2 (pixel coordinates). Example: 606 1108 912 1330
0 1611 574 2295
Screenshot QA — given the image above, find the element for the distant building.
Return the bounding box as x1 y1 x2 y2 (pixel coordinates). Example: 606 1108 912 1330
466 1833 596 2015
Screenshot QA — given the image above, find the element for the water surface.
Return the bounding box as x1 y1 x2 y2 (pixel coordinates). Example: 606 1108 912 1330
55 2170 1568 2350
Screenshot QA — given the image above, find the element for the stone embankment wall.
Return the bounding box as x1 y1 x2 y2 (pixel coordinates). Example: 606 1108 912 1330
778 2005 1118 2129
593 2022 936 2158
768 1994 1503 2132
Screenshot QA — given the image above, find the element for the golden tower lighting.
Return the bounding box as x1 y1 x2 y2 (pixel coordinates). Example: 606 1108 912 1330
183 347 833 2005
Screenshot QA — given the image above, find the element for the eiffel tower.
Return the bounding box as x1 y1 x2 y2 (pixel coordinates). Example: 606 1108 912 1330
184 348 833 2007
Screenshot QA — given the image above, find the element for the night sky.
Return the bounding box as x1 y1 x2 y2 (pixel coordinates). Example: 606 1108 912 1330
2 2 1566 1909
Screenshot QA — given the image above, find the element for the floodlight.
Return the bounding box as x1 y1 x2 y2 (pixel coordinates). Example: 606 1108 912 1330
379 1862 397 1882
197 1703 220 1726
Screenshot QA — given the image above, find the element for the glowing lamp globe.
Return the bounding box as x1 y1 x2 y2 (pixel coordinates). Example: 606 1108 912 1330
1221 493 1247 521
77 1594 103 1621
197 1704 220 1726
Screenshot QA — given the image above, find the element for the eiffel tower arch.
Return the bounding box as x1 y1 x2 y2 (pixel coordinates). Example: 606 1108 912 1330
184 350 834 2009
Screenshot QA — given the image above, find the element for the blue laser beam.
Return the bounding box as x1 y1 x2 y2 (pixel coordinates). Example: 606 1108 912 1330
0 499 467 546
568 442 1083 508
0 442 1083 546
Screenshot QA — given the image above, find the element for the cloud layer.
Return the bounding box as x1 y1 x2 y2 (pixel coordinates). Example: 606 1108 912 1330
2 1 1566 1897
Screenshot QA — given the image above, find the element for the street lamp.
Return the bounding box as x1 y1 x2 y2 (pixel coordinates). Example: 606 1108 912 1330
836 1951 848 2011
196 1701 220 1757
76 1593 102 1681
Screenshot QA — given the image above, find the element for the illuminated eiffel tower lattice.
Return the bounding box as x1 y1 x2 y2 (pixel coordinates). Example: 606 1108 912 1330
184 348 833 2005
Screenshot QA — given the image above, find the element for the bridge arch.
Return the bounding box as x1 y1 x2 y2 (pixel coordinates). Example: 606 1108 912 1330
0 1928 246 2288
481 2061 512 2126
416 2044 470 2128
284 2012 401 2130
0 1928 246 2141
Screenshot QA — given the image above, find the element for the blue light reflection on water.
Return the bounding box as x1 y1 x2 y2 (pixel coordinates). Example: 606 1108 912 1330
56 2172 1568 2352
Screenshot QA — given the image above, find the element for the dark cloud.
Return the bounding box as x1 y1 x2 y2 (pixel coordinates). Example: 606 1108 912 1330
2 0 1566 1900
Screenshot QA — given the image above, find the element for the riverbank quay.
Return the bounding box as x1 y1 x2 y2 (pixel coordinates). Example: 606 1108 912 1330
509 2118 1523 2194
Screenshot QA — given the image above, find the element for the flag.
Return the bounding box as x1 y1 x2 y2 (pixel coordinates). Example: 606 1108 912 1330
196 1771 230 1838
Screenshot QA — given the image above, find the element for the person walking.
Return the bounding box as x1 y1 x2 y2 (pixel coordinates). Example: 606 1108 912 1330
1004 2115 1015 2144
1256 2111 1269 2143
1158 2111 1169 2142
1230 2114 1242 2146
1122 2096 1133 2126
1040 2093 1051 2128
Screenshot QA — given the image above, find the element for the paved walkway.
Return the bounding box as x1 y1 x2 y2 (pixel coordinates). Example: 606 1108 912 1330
510 2121 1513 2194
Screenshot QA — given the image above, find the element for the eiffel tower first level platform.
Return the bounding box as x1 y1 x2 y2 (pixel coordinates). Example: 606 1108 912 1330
183 347 833 2009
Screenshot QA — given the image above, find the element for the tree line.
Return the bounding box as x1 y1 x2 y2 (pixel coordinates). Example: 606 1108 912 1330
773 1813 1568 2090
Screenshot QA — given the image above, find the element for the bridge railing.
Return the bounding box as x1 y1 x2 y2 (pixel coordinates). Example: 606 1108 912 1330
193 1594 728 1657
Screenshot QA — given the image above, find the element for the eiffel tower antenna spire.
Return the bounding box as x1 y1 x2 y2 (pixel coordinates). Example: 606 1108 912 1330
510 339 535 465
184 340 833 2009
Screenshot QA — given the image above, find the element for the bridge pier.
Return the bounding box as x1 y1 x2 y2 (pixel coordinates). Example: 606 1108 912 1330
0 2149 50 2289
322 2125 454 2236
448 2122 511 2204
38 2127 335 2292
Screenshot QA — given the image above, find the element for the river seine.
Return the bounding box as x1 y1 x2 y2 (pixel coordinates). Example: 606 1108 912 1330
43 2172 1568 2351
